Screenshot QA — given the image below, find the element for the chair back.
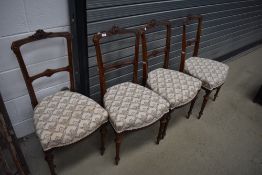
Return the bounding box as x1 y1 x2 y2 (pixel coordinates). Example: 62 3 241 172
11 30 75 108
93 26 140 102
140 19 171 85
180 15 203 72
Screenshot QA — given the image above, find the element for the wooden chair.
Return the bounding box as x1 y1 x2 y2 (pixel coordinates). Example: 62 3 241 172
140 19 202 139
180 15 229 119
11 30 108 175
93 26 170 165
0 93 29 175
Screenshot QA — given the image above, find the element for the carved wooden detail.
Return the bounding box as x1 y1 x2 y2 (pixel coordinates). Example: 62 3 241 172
147 48 166 58
11 30 75 108
31 29 52 40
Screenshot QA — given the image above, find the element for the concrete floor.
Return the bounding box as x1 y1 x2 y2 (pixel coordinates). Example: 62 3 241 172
20 46 262 175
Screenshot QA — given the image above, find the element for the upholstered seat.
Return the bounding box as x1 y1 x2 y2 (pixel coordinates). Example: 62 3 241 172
185 57 229 90
147 68 202 110
34 91 108 151
104 82 170 133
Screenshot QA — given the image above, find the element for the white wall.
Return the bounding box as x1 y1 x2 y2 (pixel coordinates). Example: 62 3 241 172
0 0 70 137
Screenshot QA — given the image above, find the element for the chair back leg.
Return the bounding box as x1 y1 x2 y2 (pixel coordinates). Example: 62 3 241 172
198 89 212 119
156 116 167 144
213 85 222 101
160 112 171 140
100 124 107 155
187 90 200 119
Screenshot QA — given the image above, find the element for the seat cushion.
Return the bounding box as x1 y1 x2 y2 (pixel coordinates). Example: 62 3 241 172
104 82 170 133
34 91 108 151
185 57 229 90
147 68 202 110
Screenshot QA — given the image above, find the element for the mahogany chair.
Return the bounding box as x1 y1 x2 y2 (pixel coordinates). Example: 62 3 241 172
180 15 229 119
11 30 108 175
93 26 170 165
140 20 202 139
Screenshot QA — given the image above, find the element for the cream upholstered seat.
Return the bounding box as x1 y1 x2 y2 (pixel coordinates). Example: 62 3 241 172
185 57 229 90
147 68 202 110
34 91 108 151
104 82 170 133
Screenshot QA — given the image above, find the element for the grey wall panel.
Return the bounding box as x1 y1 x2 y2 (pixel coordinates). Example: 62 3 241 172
87 0 262 102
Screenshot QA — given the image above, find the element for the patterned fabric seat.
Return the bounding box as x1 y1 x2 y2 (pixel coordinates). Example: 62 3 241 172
185 57 229 90
147 68 202 110
34 91 108 151
104 82 170 133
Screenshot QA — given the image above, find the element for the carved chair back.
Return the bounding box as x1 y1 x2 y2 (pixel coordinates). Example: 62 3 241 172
11 30 75 108
180 15 203 72
93 26 140 103
140 19 171 85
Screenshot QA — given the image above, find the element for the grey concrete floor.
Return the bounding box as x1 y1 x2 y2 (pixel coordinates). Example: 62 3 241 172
20 46 262 175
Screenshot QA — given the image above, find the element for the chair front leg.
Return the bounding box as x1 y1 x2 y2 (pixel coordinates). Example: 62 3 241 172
115 132 123 165
213 85 222 101
100 124 107 155
44 150 56 175
187 90 200 119
156 115 168 144
198 89 211 119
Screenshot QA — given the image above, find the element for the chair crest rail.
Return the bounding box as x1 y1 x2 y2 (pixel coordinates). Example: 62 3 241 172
11 30 75 108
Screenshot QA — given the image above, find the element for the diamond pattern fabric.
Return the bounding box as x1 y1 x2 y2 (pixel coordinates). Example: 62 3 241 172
34 91 108 151
185 57 229 90
104 82 170 133
147 68 202 110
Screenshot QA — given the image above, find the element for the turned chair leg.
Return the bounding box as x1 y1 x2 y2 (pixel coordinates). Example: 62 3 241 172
156 116 167 144
100 124 107 155
115 133 123 165
213 86 222 101
161 112 171 140
187 91 199 119
198 89 211 119
44 150 56 175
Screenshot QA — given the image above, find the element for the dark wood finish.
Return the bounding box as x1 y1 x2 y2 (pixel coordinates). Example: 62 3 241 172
0 126 25 175
11 30 75 175
94 25 169 165
141 19 171 86
198 88 211 119
0 94 29 175
11 30 106 174
11 30 75 108
114 133 123 165
141 19 200 140
156 115 168 144
187 90 200 119
213 86 222 101
161 112 171 140
181 15 225 119
93 25 140 104
180 15 203 72
100 124 107 155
